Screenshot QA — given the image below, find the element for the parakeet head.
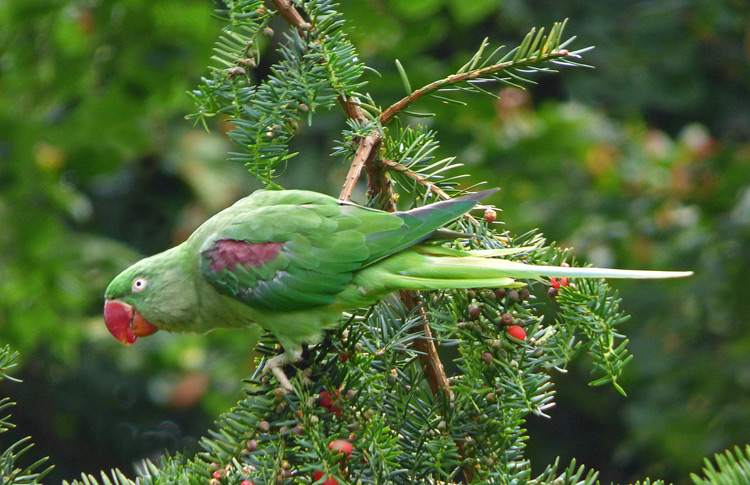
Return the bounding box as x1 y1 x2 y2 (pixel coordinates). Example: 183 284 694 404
104 246 195 345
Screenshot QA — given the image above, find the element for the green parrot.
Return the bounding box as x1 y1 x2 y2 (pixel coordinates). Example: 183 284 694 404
104 188 691 389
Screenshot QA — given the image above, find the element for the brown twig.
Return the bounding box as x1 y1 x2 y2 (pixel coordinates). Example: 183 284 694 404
398 291 451 395
336 95 385 202
335 102 388 203
339 135 379 202
270 0 309 37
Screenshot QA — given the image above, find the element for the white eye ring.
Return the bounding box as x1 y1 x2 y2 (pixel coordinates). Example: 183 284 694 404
132 277 148 292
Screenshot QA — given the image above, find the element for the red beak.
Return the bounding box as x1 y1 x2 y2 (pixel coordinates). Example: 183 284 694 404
103 300 159 345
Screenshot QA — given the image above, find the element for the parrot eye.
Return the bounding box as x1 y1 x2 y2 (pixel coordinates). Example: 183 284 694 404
132 277 148 292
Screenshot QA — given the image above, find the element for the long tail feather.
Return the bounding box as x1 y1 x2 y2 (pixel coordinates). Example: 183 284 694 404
417 245 537 258
354 250 692 298
421 256 693 280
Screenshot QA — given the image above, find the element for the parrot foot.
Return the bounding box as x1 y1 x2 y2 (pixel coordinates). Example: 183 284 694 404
263 349 302 391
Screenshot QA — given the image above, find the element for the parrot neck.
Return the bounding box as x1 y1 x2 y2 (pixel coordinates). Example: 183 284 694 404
138 245 201 332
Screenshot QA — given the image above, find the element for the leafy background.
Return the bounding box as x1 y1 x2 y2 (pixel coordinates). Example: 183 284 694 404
1 0 748 483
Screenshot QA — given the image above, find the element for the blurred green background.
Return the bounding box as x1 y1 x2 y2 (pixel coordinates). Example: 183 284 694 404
1 0 748 483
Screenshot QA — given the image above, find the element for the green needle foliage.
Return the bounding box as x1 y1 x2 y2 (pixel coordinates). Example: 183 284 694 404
691 446 750 485
0 347 53 484
188 0 365 186
1 1 745 484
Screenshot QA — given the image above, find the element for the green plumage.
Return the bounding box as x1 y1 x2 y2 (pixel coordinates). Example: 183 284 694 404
104 189 691 379
196 190 487 313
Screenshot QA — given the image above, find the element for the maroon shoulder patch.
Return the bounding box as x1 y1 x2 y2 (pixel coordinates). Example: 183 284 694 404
206 239 284 273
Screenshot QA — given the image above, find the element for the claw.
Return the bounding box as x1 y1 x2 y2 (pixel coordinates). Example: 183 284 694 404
262 349 303 391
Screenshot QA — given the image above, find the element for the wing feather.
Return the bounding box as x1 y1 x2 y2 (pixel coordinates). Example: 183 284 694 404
199 189 486 312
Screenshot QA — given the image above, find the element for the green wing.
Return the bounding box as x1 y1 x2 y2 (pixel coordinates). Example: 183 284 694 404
198 190 489 312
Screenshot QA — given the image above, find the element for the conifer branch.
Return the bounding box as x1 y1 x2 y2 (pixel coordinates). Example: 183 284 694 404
268 0 388 202
380 49 572 125
334 96 388 203
396 291 476 482
380 21 584 125
339 133 384 202
0 347 54 483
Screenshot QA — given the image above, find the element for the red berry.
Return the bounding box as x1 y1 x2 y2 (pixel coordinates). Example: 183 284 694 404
313 471 339 485
550 277 569 289
328 439 353 460
319 391 333 408
241 480 254 485
319 390 342 415
484 208 497 223
507 325 526 341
